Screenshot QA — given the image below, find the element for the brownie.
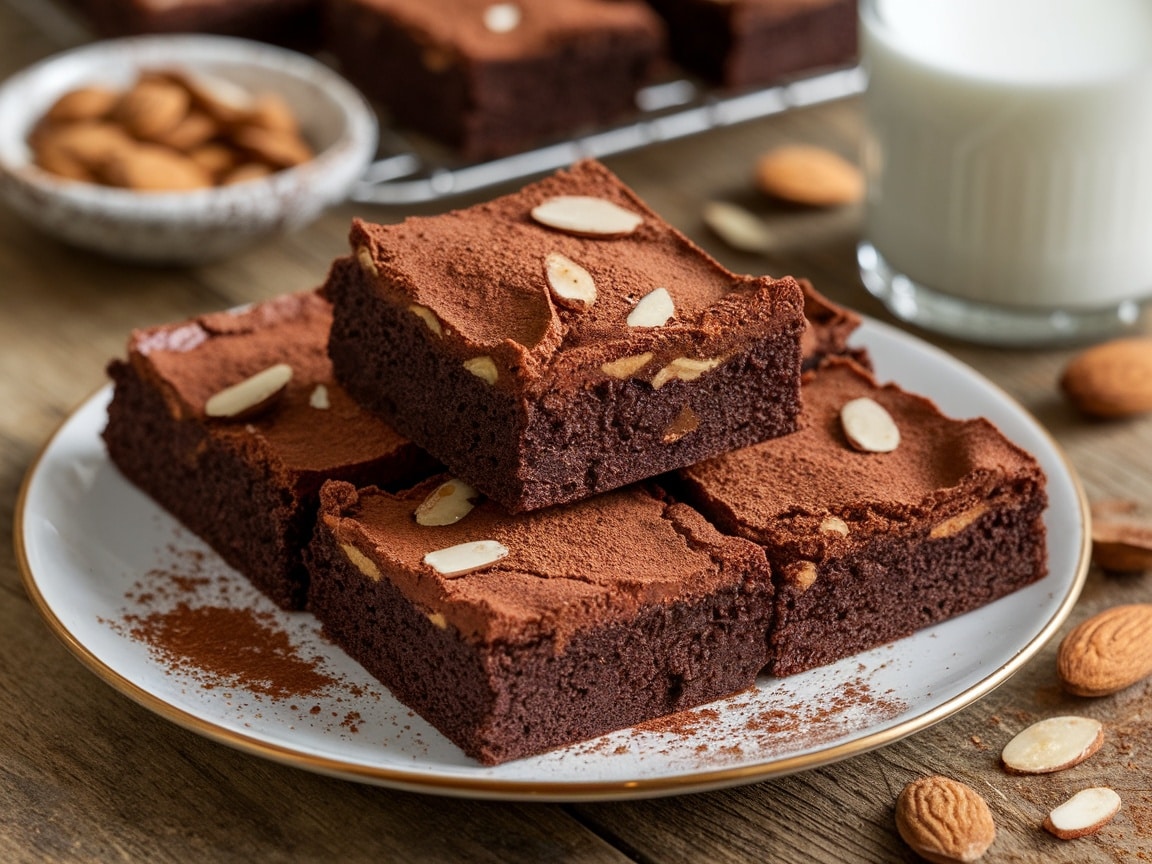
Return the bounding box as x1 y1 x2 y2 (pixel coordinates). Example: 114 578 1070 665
324 0 664 159
103 291 435 609
646 0 858 89
60 0 322 45
325 159 806 513
799 277 868 371
307 477 773 764
676 359 1049 676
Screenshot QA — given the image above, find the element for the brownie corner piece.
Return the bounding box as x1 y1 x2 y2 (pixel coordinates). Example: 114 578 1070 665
103 291 434 609
677 357 1049 676
325 159 806 513
306 477 773 764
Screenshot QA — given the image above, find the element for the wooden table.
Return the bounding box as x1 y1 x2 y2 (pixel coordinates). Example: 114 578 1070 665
2 7 1150 862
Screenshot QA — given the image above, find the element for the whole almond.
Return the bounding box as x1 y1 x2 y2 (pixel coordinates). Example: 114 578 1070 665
100 143 213 192
1060 338 1152 418
44 86 118 123
113 78 190 141
232 124 313 169
1057 604 1152 697
755 144 864 207
895 776 996 864
1000 715 1104 774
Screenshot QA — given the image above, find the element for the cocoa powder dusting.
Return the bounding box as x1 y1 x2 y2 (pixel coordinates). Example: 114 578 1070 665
127 602 335 699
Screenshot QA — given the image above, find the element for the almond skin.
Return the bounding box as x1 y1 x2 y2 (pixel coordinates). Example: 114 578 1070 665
1057 604 1152 697
1060 338 1152 418
895 776 996 864
755 144 864 207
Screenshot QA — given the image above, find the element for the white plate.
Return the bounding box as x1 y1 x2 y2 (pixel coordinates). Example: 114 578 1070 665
15 318 1089 801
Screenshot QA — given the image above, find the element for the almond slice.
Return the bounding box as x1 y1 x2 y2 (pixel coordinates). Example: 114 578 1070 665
601 352 653 379
627 287 674 328
544 252 596 310
414 479 480 527
530 195 643 237
840 397 900 453
1000 715 1104 774
423 540 508 576
204 363 292 419
483 2 521 32
1043 787 1121 840
650 356 722 389
702 201 774 253
1057 604 1152 697
463 355 498 385
309 384 330 410
895 776 996 864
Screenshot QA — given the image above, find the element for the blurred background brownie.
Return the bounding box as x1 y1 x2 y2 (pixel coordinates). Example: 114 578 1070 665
324 0 664 159
646 0 858 89
103 290 435 609
60 0 322 46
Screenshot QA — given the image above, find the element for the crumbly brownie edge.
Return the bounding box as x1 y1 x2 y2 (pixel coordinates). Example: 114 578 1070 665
103 358 306 609
305 503 774 765
768 489 1049 676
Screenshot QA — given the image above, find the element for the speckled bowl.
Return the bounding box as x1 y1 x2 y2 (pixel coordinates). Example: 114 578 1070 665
0 35 378 263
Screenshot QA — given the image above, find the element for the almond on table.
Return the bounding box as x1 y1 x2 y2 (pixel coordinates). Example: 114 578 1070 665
754 144 864 207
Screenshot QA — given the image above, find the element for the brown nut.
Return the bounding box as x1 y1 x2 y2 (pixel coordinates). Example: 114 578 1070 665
1060 337 1152 418
895 776 996 864
99 143 214 191
1057 604 1152 697
755 145 864 207
113 77 191 141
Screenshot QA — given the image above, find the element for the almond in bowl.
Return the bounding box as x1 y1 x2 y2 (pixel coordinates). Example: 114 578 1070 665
0 35 377 263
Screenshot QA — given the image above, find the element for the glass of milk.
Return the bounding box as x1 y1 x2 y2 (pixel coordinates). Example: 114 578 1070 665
858 0 1152 345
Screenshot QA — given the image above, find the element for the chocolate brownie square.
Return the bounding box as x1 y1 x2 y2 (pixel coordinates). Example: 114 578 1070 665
646 0 858 89
103 291 435 609
677 359 1049 676
324 0 664 159
306 477 773 764
325 160 806 513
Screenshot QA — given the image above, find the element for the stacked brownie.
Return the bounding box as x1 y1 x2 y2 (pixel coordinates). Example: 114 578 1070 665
105 160 1048 765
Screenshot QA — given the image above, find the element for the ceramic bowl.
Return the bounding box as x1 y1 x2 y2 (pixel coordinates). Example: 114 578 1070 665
0 34 378 263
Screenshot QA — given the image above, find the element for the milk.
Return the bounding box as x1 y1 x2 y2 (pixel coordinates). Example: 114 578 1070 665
860 0 1152 312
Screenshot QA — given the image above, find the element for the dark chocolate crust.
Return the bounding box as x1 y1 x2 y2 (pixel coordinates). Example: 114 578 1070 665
308 480 773 764
677 359 1049 676
326 160 805 513
646 0 858 89
103 292 434 609
325 0 663 159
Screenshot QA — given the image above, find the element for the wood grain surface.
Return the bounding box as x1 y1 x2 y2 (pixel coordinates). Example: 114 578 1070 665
1 4 1150 861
